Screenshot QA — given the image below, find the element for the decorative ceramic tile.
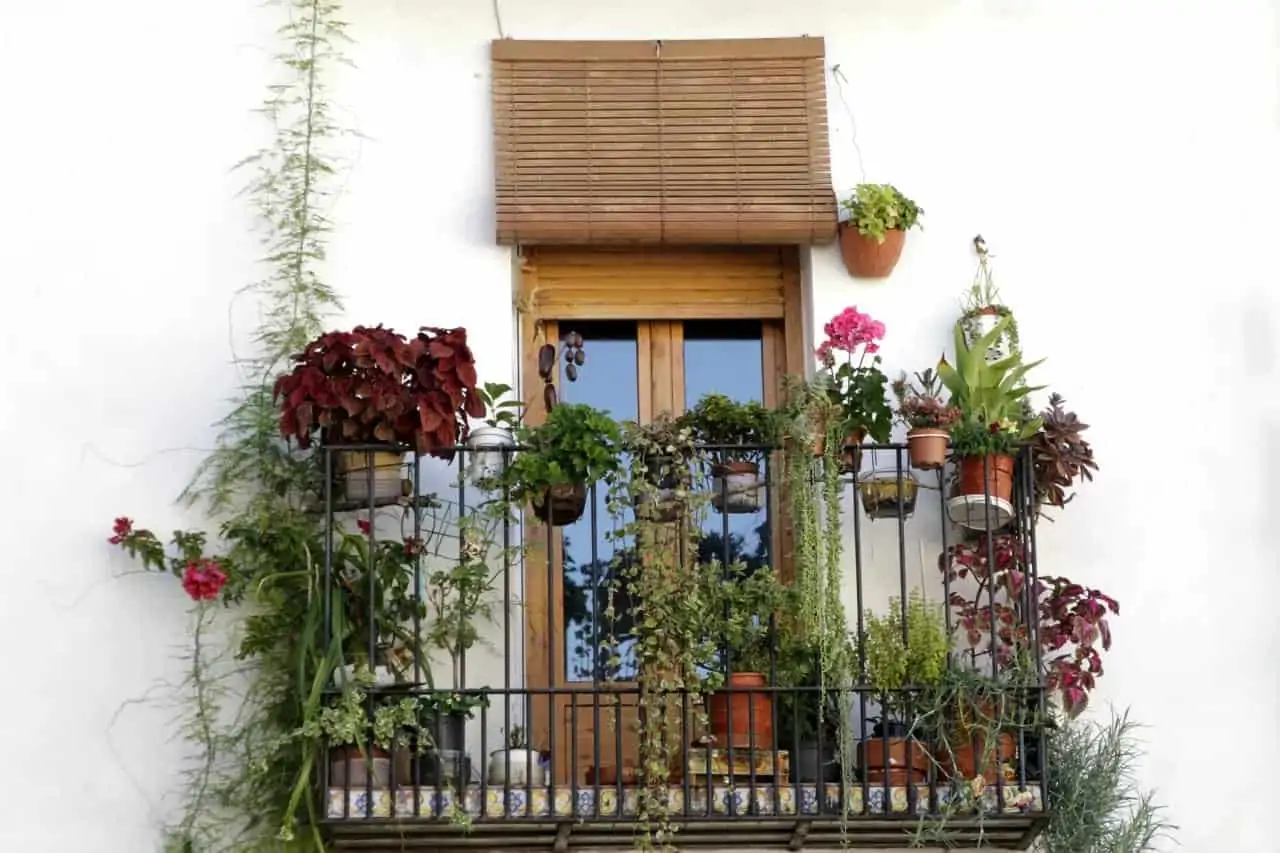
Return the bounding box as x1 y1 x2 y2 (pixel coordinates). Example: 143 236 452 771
327 782 1044 820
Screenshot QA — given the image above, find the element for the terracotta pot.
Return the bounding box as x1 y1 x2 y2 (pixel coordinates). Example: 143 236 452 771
586 765 637 786
946 732 1017 784
907 428 949 470
838 224 906 278
707 672 774 749
958 454 1014 502
839 431 865 474
861 737 929 785
531 482 588 526
329 744 392 789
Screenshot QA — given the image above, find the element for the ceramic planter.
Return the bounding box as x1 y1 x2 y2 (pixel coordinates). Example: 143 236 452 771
465 425 515 483
710 461 763 514
907 428 949 470
330 744 392 789
531 482 588 526
961 308 1013 364
338 450 404 502
838 224 906 278
487 748 546 786
707 671 775 749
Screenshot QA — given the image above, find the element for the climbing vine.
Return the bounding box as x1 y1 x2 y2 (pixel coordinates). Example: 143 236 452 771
114 1 354 851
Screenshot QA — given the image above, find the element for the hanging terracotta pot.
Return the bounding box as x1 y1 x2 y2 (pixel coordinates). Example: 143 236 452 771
707 672 774 749
531 482 588 526
710 461 764 514
839 430 865 474
907 428 949 470
958 454 1015 502
838 224 907 278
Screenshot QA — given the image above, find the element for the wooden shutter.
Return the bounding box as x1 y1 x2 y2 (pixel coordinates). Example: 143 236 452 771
492 38 837 246
519 246 791 320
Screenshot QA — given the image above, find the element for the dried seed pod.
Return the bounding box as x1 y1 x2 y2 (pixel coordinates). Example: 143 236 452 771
543 383 558 411
566 362 579 382
537 344 555 379
571 331 584 348
564 348 574 363
573 350 585 366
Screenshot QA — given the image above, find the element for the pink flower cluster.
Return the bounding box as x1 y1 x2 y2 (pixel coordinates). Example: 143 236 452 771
816 307 886 365
181 558 228 602
108 516 133 545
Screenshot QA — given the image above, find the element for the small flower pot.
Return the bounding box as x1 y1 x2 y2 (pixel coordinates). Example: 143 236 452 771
710 461 763 514
838 224 906 279
907 428 949 470
839 431 865 474
531 482 588 526
707 671 775 749
487 748 546 786
330 744 392 789
465 425 515 483
338 450 405 503
857 472 918 520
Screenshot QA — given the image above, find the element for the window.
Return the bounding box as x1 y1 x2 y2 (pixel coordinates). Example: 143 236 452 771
517 246 805 782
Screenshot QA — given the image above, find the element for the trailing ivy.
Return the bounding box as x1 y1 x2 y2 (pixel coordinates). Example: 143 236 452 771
154 1 353 850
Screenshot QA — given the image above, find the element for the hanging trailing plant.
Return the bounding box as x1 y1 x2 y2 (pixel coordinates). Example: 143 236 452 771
777 378 855 828
603 421 721 853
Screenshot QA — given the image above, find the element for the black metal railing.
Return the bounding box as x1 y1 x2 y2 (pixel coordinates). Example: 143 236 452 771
315 441 1048 846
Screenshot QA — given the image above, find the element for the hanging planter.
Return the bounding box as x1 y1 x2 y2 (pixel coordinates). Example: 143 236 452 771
710 460 764 514
959 236 1021 364
465 425 516 483
836 184 923 279
858 471 918 520
838 224 907 278
531 482 588 526
634 460 685 523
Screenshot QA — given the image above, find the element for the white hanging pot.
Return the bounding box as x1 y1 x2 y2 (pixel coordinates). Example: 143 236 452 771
466 425 516 483
962 309 1012 364
333 663 398 689
710 461 764 514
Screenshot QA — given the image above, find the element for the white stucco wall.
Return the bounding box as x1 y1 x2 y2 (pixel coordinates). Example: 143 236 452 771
2 1 1278 851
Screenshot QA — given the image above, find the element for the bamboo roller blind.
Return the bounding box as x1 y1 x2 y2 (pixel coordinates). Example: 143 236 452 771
493 38 837 246
521 246 789 320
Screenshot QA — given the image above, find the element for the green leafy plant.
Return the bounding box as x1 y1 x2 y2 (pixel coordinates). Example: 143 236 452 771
472 381 525 430
839 183 923 242
861 592 948 721
507 403 622 499
704 564 792 674
937 313 1045 449
679 393 778 464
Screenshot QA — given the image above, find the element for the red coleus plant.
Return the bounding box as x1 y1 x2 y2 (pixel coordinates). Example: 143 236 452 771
939 533 1119 717
273 325 485 455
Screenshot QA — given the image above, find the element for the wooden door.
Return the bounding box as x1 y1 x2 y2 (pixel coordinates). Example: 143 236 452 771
517 248 804 785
